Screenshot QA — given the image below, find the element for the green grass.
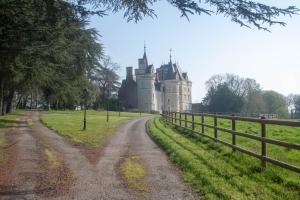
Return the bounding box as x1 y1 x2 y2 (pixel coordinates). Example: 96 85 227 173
148 117 300 200
41 110 148 148
119 153 148 195
174 115 300 167
0 110 23 129
0 110 23 163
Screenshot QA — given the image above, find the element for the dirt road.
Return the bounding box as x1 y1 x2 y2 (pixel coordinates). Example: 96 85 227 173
0 112 198 200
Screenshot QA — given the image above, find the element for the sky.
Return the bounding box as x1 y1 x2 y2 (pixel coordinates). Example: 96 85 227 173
90 1 300 103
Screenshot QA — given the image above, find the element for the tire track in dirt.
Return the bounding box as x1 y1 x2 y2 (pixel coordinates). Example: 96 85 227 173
34 112 141 200
0 112 74 200
0 112 53 200
1 112 198 200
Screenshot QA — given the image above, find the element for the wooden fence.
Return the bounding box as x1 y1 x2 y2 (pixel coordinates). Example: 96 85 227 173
161 111 300 173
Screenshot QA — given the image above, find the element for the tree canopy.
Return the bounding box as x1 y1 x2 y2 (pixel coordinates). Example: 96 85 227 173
77 0 299 31
0 0 103 113
201 74 289 118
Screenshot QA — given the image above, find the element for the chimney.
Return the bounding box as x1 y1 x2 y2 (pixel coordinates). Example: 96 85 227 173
126 66 133 80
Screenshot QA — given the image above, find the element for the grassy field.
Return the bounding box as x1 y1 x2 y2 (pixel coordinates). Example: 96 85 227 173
172 114 300 167
41 110 147 148
0 110 23 163
148 117 300 200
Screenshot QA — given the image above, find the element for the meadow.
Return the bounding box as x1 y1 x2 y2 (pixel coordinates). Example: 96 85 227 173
41 110 147 148
180 114 300 167
148 117 300 200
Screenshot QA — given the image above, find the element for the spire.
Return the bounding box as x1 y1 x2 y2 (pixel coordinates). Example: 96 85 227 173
142 42 148 67
169 48 172 64
143 41 147 59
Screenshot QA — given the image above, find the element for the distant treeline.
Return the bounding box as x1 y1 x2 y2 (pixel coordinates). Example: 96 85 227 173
193 74 300 119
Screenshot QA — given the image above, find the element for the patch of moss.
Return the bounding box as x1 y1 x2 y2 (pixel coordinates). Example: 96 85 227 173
27 119 34 127
119 154 148 195
44 148 61 169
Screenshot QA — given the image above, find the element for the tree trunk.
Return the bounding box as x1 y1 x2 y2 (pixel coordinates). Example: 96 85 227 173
30 92 33 109
16 94 23 109
0 79 4 116
2 102 6 115
35 93 38 109
6 88 14 114
23 95 28 109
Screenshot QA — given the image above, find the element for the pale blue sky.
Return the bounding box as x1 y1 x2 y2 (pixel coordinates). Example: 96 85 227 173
90 1 300 103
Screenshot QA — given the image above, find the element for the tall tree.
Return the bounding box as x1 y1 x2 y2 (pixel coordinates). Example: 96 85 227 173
0 0 102 113
205 74 262 113
287 94 300 118
78 0 299 31
203 83 244 113
91 56 121 109
262 91 289 118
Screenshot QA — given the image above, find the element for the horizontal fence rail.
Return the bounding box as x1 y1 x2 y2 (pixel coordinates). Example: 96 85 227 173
161 111 300 173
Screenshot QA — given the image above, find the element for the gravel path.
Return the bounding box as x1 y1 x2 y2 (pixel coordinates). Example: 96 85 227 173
0 113 46 199
0 111 198 200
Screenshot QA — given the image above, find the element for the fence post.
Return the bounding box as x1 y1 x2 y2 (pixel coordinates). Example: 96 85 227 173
261 116 267 168
201 113 204 134
175 112 177 125
231 114 236 152
185 113 187 128
192 114 195 130
169 111 171 123
179 113 182 127
214 113 218 140
172 112 174 125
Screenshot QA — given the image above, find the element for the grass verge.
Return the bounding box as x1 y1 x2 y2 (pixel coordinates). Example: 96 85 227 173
148 117 300 200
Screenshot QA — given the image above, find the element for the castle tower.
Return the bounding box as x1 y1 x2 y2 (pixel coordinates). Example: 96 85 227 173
126 66 133 80
135 45 156 112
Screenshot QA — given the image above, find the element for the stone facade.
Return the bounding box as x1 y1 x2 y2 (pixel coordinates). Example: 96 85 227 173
119 48 192 112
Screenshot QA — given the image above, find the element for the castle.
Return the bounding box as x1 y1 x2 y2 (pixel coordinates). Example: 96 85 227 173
118 46 192 113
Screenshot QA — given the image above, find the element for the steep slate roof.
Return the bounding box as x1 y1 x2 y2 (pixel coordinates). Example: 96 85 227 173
156 61 188 81
158 62 175 80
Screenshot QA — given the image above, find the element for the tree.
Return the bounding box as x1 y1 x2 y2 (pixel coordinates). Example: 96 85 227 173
203 83 244 113
91 56 121 109
262 91 289 118
287 94 300 118
204 74 262 113
294 95 300 118
0 0 102 114
78 0 299 31
242 90 264 114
